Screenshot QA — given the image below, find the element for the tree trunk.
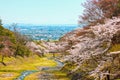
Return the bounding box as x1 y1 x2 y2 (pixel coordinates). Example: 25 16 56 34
106 70 110 80
1 55 6 66
53 53 55 58
15 46 19 57
106 75 110 80
1 55 4 62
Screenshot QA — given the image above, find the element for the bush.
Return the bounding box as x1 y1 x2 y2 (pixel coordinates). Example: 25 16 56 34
0 24 31 58
15 43 30 57
112 30 120 44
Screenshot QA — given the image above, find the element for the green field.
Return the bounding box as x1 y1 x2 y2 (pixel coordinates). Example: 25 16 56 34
0 54 70 80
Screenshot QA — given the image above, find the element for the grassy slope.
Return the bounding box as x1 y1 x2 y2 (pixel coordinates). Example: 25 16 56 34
0 54 57 80
0 54 70 80
25 70 70 80
25 54 70 80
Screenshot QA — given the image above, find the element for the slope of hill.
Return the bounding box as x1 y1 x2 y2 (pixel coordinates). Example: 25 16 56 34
0 25 30 65
42 17 120 80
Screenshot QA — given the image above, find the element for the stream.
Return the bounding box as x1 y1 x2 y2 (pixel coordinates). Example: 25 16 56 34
15 58 64 80
14 70 38 80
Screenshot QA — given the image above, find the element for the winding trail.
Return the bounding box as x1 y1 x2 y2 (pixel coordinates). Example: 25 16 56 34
15 58 64 80
37 59 65 80
15 70 38 80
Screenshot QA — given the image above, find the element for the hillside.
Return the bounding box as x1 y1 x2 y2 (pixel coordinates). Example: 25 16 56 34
1 17 120 79
0 25 30 65
0 25 16 63
0 25 70 80
40 17 120 80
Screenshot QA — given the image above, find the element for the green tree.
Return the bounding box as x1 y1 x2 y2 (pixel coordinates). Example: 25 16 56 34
0 37 14 66
10 23 31 57
0 19 2 26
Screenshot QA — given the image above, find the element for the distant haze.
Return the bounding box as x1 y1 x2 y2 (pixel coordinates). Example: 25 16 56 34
4 24 80 40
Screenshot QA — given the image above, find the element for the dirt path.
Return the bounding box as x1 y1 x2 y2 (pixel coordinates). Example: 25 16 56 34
37 59 64 80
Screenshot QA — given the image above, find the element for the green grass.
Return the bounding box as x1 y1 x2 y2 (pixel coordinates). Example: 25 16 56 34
25 72 39 80
109 44 120 52
0 55 57 70
25 70 70 80
0 54 57 80
0 54 70 80
49 70 70 80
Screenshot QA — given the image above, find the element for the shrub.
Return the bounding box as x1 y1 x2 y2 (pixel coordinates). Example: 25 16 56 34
112 30 120 44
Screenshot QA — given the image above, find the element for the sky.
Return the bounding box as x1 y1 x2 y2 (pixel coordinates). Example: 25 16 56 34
0 0 85 25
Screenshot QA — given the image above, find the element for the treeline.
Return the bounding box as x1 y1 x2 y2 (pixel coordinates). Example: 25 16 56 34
0 21 31 66
79 0 120 26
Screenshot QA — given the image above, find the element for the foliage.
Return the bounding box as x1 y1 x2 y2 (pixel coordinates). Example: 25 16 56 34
79 0 104 26
0 23 31 64
59 18 120 79
96 0 120 18
112 30 120 44
80 0 120 26
109 30 120 52
14 43 30 57
0 19 2 26
0 25 16 43
0 44 4 49
0 25 16 64
109 44 120 52
10 23 32 57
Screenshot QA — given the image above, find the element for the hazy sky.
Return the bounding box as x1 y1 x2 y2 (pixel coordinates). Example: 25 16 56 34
0 0 85 24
